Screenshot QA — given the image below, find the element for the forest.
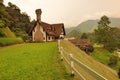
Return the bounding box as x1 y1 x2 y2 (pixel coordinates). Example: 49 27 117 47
0 0 35 39
0 0 35 46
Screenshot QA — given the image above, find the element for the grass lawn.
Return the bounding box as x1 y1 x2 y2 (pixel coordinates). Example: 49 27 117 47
0 42 72 80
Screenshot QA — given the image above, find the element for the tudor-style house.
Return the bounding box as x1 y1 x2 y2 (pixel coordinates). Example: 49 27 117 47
29 9 66 42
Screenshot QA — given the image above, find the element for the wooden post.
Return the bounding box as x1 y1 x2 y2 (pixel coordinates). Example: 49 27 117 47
58 40 60 52
60 50 63 61
70 54 75 77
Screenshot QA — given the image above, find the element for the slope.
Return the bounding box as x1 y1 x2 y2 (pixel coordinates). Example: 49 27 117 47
60 40 119 80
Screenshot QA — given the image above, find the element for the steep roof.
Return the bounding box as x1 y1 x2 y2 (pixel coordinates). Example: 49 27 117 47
69 39 90 46
28 21 66 37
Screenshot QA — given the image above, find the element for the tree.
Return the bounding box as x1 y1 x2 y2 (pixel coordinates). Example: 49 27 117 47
81 33 88 39
94 15 117 52
0 0 12 37
118 68 120 78
6 2 31 39
110 28 120 49
0 0 10 27
95 15 111 44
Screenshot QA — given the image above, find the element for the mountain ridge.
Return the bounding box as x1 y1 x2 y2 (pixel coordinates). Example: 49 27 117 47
66 18 120 34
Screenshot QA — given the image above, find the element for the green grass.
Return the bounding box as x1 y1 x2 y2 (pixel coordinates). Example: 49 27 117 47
91 47 113 64
0 38 23 46
91 47 120 72
0 42 72 80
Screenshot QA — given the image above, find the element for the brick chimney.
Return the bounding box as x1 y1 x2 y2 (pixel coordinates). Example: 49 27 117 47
35 9 42 23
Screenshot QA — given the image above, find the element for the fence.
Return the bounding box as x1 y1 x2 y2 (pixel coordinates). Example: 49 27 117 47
58 40 107 80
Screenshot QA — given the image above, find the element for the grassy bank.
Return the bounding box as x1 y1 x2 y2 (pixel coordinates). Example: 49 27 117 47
0 42 72 80
60 40 119 80
91 47 120 72
0 38 23 46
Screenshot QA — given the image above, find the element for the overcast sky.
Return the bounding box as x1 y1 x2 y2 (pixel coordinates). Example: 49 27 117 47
4 0 120 28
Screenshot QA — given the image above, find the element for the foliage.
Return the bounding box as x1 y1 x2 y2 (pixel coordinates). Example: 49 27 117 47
0 38 23 46
91 47 120 72
87 45 94 52
95 15 111 44
94 15 120 52
97 15 111 28
0 20 4 28
0 0 10 27
91 47 113 64
108 55 119 67
0 1 36 40
79 45 94 54
118 68 120 78
111 28 120 48
0 42 71 80
81 33 88 39
0 27 15 38
5 2 31 37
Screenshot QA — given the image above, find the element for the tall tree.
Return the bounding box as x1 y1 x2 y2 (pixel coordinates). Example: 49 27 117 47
0 0 10 27
94 15 117 52
6 2 31 37
95 15 111 44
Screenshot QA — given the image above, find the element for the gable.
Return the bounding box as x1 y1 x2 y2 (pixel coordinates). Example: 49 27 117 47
29 22 66 37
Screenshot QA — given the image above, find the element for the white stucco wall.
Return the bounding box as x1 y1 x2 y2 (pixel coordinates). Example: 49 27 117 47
32 23 46 41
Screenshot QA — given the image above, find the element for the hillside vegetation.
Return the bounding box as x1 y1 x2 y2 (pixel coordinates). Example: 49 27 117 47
91 47 120 72
0 42 72 80
60 40 119 80
0 27 23 46
0 1 35 41
0 38 23 46
0 27 15 38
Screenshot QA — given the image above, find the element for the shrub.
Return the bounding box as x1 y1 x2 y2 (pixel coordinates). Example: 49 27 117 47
108 55 119 67
118 68 120 78
0 27 16 38
0 38 23 46
88 45 94 52
81 45 94 54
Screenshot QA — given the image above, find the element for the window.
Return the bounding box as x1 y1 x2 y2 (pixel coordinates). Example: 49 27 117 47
52 37 54 39
48 36 50 40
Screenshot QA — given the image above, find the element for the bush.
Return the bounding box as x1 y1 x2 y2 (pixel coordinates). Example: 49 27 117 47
81 45 94 54
0 27 16 38
88 45 94 52
118 68 120 78
0 38 23 46
108 55 119 67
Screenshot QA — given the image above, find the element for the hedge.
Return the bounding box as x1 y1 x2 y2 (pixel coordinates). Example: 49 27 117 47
0 38 23 46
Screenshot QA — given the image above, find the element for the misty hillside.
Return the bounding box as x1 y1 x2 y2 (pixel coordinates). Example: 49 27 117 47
66 18 120 34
